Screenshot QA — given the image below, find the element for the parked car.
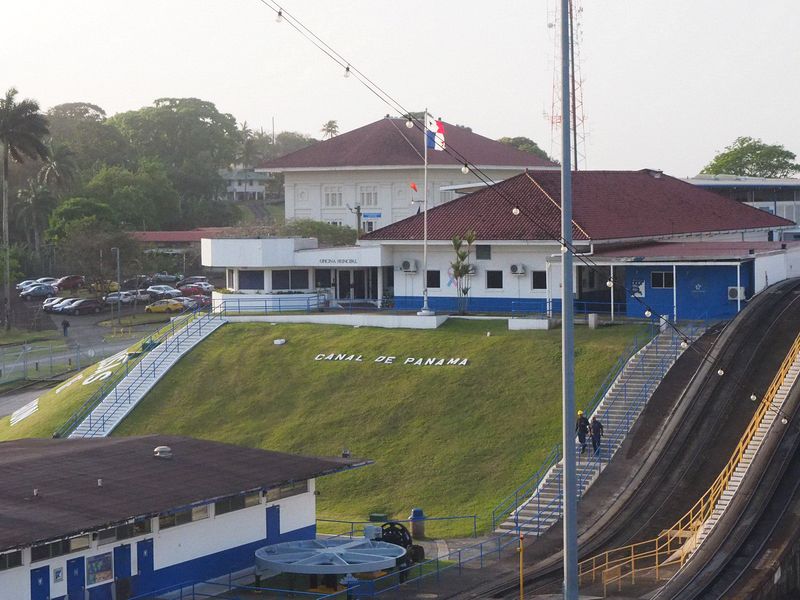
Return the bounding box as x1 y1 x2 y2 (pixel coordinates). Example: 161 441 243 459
129 289 152 303
121 276 153 291
151 271 181 284
16 279 36 290
42 296 65 312
65 299 105 315
178 285 204 296
104 291 133 305
145 299 185 313
55 275 85 290
194 281 214 294
35 277 58 286
173 296 198 310
146 285 181 300
20 284 56 299
88 280 120 293
177 275 208 287
50 297 81 313
189 294 212 308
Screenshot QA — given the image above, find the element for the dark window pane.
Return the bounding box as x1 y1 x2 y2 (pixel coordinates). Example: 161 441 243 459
476 245 491 260
290 270 309 290
315 269 332 288
664 272 674 288
532 271 547 290
426 270 440 288
651 272 663 288
486 270 503 289
271 270 290 290
240 270 265 289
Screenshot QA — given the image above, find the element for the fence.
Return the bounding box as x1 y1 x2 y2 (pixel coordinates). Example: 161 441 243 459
318 515 479 540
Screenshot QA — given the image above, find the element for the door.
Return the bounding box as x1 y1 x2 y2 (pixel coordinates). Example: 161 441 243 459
266 505 281 543
66 557 85 600
338 270 351 300
114 544 132 600
30 565 49 600
135 539 154 594
353 270 366 300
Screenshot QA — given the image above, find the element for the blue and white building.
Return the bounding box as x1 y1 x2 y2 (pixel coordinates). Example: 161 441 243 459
0 436 366 600
203 169 800 321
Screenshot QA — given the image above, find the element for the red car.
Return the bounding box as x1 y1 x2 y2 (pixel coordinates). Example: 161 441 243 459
179 285 204 296
189 294 212 308
55 275 85 290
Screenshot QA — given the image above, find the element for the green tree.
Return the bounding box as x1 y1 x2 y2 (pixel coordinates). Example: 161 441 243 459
451 230 476 314
38 142 78 195
321 120 339 139
83 159 180 230
14 182 57 257
497 136 551 161
702 136 800 178
47 102 134 177
110 98 239 202
0 88 50 328
47 197 115 241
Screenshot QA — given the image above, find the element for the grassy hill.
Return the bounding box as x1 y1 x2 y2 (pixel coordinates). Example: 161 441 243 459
110 319 646 536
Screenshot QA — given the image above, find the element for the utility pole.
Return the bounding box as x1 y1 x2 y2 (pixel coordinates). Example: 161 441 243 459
560 0 578 597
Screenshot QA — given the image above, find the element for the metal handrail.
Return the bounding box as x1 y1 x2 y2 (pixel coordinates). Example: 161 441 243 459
580 329 800 595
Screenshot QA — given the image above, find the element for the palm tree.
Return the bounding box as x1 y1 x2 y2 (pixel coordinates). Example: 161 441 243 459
15 182 56 258
38 142 77 195
321 120 339 139
0 88 49 328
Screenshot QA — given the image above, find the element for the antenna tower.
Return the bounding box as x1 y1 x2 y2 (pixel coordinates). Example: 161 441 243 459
545 0 587 169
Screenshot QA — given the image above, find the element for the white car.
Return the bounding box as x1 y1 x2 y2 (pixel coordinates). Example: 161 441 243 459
194 281 215 293
16 279 36 290
42 296 65 312
146 285 181 299
130 289 152 302
104 291 134 305
35 277 58 286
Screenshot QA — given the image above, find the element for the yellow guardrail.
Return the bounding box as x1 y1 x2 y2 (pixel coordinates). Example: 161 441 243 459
578 329 800 596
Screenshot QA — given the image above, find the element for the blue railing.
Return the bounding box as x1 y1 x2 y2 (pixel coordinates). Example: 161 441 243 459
52 306 206 438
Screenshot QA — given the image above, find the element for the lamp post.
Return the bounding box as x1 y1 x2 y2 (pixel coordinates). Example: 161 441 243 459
111 247 121 326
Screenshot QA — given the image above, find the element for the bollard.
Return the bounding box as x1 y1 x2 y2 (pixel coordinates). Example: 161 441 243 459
409 508 425 539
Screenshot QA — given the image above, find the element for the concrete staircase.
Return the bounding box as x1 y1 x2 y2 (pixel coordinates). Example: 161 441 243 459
694 355 800 547
69 315 227 438
496 330 694 536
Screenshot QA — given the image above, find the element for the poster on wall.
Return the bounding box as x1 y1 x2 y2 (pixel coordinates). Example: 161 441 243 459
86 552 113 586
631 279 645 298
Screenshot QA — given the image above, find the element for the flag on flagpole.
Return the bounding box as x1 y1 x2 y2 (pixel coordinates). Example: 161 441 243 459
409 182 418 192
425 114 445 151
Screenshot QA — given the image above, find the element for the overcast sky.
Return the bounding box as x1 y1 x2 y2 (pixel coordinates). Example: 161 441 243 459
4 0 797 176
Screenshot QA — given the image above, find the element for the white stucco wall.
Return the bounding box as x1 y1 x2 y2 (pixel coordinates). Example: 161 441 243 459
202 238 318 269
754 247 800 293
283 167 528 229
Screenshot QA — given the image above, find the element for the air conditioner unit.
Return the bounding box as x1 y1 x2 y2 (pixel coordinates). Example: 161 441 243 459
727 286 745 300
510 264 526 275
400 259 417 273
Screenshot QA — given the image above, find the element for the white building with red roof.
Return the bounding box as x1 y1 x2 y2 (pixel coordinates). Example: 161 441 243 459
259 116 557 232
203 169 799 321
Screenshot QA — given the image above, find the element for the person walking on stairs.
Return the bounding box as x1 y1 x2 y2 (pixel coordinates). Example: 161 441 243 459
591 415 604 457
576 410 590 454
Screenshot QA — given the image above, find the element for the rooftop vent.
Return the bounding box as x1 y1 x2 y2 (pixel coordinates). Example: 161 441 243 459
153 446 173 459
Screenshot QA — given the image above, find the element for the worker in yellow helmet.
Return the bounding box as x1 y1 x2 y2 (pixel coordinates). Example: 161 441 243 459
576 410 590 455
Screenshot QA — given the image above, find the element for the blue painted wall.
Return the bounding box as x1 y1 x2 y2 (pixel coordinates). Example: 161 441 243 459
624 263 753 320
134 523 315 598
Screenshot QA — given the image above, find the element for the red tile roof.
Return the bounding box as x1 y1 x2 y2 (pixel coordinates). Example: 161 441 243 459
361 170 793 243
260 118 557 170
130 227 237 243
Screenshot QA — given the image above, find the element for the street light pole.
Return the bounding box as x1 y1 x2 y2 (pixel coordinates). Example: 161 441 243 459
111 247 121 326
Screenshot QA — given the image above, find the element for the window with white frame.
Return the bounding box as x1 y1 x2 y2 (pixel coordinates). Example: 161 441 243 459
324 186 343 207
364 221 375 233
360 185 378 207
651 271 674 289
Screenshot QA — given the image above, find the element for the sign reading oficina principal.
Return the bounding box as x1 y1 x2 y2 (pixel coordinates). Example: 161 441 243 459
314 353 469 366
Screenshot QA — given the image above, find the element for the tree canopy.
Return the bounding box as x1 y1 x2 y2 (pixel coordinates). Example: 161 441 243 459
497 136 551 161
702 136 800 178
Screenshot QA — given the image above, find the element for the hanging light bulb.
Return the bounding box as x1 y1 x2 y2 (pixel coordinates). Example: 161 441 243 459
461 164 470 174
717 369 725 376
276 8 283 22
606 280 613 288
782 417 789 425
405 118 414 129
344 65 351 78
680 339 688 349
512 206 520 216
644 309 652 318
750 394 757 402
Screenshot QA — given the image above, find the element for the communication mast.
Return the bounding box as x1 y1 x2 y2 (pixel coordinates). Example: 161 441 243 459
545 0 587 169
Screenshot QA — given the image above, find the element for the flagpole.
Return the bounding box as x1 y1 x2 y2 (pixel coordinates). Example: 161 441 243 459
418 107 433 316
